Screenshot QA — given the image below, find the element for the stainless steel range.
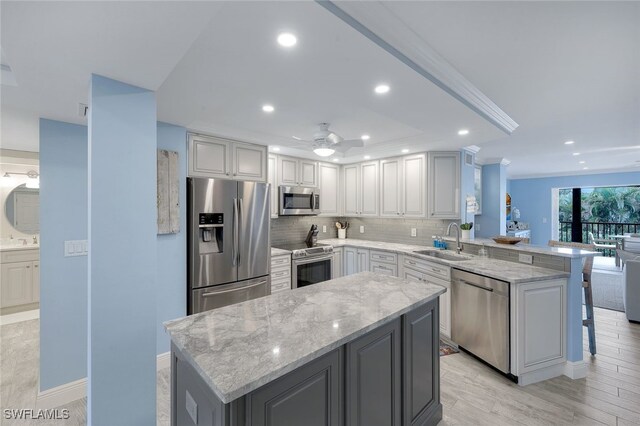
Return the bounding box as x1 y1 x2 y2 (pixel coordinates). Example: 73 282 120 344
273 242 334 289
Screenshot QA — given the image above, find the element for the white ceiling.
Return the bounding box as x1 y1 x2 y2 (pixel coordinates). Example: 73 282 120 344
1 1 639 177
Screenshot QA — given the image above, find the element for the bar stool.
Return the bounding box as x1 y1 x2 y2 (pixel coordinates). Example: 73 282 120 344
549 240 597 355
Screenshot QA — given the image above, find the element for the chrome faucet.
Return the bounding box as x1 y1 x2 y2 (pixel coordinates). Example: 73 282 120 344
446 222 462 254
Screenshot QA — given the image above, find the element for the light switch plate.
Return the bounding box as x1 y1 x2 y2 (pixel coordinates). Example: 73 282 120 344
411 228 417 237
185 390 198 425
322 225 327 233
519 254 533 264
64 240 88 257
359 225 365 234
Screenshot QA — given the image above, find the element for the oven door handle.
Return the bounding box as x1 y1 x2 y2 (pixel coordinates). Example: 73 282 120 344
293 254 333 266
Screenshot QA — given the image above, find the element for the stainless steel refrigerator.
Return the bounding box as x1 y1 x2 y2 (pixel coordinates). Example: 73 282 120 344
188 177 270 314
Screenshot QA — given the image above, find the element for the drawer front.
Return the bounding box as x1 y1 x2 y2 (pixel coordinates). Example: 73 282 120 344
369 250 397 265
1 249 39 263
271 277 291 294
370 261 398 277
271 255 291 269
403 256 450 280
270 266 291 281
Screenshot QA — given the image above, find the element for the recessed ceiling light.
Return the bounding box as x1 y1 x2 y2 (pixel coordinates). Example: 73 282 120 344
262 104 274 113
292 136 301 140
364 155 371 160
277 32 297 47
564 140 575 145
458 129 469 136
374 84 390 94
572 152 580 156
332 158 339 162
361 134 370 141
401 149 409 153
271 146 280 152
583 167 589 170
579 160 585 164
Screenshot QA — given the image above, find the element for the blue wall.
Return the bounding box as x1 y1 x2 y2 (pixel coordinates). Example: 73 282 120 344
88 75 157 424
476 163 507 238
39 119 88 391
156 122 187 354
509 171 640 245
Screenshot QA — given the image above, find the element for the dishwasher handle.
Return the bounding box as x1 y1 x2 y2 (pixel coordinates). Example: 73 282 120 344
458 279 494 292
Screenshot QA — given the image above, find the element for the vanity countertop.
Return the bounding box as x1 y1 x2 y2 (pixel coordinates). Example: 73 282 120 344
0 244 39 252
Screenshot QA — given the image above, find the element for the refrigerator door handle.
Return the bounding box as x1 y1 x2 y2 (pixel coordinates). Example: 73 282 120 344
237 198 243 266
232 197 239 266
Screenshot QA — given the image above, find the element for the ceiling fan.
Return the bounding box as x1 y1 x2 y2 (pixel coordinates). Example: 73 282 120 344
294 123 365 157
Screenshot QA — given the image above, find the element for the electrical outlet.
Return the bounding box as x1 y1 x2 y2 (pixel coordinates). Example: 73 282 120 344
411 228 417 237
64 240 88 257
359 225 365 234
519 254 533 264
475 223 481 232
322 225 327 233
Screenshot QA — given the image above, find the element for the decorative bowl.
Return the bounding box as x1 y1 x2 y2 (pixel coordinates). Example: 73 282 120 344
492 236 523 245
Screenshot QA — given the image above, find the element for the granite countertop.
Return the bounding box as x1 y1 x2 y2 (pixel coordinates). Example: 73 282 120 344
320 238 569 284
164 271 445 403
271 247 292 257
443 236 600 259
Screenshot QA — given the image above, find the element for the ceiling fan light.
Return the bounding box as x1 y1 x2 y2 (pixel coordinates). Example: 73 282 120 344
314 147 335 157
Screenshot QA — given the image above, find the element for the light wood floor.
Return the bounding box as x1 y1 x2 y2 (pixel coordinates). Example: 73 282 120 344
439 307 640 425
1 307 639 425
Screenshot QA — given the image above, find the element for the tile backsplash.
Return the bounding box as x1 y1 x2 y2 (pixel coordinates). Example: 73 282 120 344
271 216 453 246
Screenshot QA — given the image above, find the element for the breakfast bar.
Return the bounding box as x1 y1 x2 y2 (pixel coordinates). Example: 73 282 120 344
165 272 446 426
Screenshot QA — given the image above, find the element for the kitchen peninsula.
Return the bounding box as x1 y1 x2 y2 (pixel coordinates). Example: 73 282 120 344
165 272 445 426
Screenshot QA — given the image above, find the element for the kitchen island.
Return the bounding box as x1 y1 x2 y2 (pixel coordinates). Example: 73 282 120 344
165 272 446 426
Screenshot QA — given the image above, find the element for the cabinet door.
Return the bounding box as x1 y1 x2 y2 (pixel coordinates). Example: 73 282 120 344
332 248 343 279
423 276 451 339
346 319 401 426
319 163 340 215
188 134 231 178
380 158 402 218
402 154 426 218
403 299 441 426
370 261 397 277
403 267 426 283
428 152 460 219
32 261 40 303
248 348 343 426
279 156 299 186
232 142 267 182
299 160 318 187
360 162 379 216
1 262 33 308
267 155 279 218
343 165 360 216
357 249 370 272
344 247 358 276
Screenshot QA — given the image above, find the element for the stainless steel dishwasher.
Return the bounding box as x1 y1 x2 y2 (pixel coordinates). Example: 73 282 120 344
451 269 511 375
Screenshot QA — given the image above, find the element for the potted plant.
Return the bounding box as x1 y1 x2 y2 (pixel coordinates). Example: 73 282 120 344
460 222 473 240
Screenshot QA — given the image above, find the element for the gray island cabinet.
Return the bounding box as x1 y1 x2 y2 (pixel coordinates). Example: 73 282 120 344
165 272 445 426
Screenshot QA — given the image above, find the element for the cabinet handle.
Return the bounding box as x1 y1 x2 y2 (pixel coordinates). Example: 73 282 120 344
34 265 38 268
226 172 230 176
26 266 30 268
233 173 237 176
408 260 416 265
431 267 441 273
397 212 400 215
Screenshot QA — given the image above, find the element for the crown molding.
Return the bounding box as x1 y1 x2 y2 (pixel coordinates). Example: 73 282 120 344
317 1 519 135
463 145 482 154
481 157 511 166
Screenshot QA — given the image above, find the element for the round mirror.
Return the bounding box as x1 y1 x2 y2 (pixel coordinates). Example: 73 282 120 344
5 184 39 234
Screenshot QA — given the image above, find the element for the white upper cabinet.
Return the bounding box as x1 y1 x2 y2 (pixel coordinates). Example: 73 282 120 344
268 154 278 218
319 162 340 216
342 162 378 217
428 152 461 219
380 154 425 218
188 133 267 182
278 156 318 187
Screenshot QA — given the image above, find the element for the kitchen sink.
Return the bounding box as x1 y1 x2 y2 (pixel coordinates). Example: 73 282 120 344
412 250 471 262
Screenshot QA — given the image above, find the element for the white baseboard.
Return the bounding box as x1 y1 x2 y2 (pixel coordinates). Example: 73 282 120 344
563 360 587 379
518 363 566 386
36 352 172 409
0 309 39 325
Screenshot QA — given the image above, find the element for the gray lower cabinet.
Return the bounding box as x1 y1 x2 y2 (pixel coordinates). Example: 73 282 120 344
172 299 441 426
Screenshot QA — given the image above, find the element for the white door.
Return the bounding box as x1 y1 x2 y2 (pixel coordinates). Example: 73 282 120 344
402 154 426 218
428 152 460 219
360 162 378 216
233 142 267 182
319 163 339 215
1 262 33 308
14 192 39 233
344 247 358 276
299 160 318 187
332 248 343 279
343 165 359 216
268 155 278 218
356 249 370 272
188 134 231 178
380 158 401 218
279 157 299 186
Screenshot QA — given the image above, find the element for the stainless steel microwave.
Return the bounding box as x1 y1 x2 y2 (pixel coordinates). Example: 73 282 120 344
279 186 320 216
